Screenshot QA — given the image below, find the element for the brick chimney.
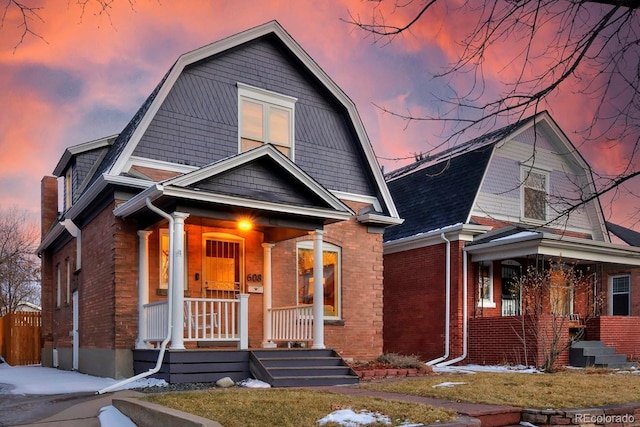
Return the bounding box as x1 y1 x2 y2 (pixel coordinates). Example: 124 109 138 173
41 176 59 239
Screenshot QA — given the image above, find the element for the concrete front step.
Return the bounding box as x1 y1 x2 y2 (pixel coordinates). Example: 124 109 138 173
569 341 630 368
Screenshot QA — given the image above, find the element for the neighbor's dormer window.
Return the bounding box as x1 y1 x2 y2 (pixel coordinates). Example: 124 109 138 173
522 167 548 221
238 83 296 158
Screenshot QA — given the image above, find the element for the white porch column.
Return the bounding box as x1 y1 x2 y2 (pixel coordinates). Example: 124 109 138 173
262 243 277 348
312 229 325 349
238 293 250 350
136 230 153 349
170 212 189 350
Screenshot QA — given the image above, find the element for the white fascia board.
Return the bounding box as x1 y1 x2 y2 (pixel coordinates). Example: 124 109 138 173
357 213 404 226
384 223 491 255
467 232 640 265
161 186 353 221
166 145 353 214
331 191 382 212
125 156 199 175
112 184 164 217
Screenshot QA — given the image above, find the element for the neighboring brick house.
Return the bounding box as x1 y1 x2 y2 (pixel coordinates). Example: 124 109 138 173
383 111 640 368
38 21 401 379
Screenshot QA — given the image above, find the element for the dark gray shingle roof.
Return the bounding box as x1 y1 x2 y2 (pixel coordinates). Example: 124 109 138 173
384 143 495 242
607 222 640 247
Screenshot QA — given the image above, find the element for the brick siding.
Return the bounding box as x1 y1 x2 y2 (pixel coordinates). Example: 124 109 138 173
587 316 640 361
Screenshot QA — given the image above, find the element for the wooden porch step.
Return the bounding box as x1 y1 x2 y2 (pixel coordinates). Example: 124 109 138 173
249 349 359 387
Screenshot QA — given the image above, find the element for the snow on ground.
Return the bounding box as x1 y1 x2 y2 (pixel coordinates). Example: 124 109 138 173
0 362 167 395
432 364 539 374
317 409 425 427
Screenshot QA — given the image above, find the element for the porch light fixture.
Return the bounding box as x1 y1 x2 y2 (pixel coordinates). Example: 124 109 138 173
237 219 253 231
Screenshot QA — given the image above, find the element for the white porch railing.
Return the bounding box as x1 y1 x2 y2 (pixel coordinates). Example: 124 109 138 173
502 297 521 316
184 298 238 342
269 304 314 343
143 300 169 342
142 298 240 343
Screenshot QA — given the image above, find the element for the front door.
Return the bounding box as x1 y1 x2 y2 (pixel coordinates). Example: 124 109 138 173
202 234 244 299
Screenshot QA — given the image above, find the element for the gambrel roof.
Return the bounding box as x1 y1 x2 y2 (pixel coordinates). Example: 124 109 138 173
56 20 399 223
385 111 607 243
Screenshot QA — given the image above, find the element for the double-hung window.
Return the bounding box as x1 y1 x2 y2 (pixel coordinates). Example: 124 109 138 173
522 167 548 222
610 275 631 316
238 83 296 158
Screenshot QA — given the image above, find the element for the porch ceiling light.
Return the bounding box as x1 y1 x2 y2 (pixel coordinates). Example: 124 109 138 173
238 219 253 231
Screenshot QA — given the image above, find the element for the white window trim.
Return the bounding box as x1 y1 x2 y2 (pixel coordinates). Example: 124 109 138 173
296 240 341 320
609 274 631 316
478 261 496 308
520 166 549 223
66 258 71 305
237 82 296 159
65 167 73 211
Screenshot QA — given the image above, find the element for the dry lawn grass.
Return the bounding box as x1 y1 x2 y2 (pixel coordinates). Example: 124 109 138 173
365 368 640 409
145 388 457 427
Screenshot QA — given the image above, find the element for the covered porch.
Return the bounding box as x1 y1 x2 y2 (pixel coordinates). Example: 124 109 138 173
113 146 360 358
465 227 640 367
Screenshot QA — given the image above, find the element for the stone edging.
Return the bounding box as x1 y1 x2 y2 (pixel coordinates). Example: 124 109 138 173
521 402 640 426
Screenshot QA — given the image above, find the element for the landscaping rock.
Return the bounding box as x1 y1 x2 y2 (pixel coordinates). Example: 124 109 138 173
215 377 235 388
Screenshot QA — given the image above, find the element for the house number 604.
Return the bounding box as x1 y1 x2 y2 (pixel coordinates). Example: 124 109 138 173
247 274 262 282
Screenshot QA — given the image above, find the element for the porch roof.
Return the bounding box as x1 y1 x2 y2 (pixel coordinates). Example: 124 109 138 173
113 145 355 227
466 228 640 266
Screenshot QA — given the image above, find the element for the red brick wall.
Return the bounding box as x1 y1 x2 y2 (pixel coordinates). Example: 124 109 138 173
47 240 77 350
469 314 573 367
79 204 119 349
468 316 537 366
587 316 640 361
383 242 448 361
40 176 58 238
272 201 384 361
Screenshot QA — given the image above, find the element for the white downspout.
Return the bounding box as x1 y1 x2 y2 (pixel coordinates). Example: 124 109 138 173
97 197 174 394
427 233 451 366
437 246 469 367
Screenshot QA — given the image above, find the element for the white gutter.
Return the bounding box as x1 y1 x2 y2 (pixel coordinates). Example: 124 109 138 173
427 233 451 366
437 246 469 367
97 197 174 394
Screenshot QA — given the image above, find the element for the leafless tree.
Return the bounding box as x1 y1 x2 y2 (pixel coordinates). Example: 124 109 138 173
348 1 640 225
0 207 40 314
512 260 604 372
1 0 136 51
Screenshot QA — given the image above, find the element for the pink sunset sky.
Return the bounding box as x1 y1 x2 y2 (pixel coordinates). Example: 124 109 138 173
0 1 638 229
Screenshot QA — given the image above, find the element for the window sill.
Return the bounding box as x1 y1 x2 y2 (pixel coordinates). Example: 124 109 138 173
156 288 191 297
477 300 496 309
325 319 345 326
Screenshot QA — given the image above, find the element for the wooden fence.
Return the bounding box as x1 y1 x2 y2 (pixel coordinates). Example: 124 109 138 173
1 312 42 365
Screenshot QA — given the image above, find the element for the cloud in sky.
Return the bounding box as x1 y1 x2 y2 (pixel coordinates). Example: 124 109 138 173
0 0 637 227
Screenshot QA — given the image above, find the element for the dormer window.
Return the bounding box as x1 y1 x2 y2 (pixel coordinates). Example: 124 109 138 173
238 83 296 158
522 167 548 221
